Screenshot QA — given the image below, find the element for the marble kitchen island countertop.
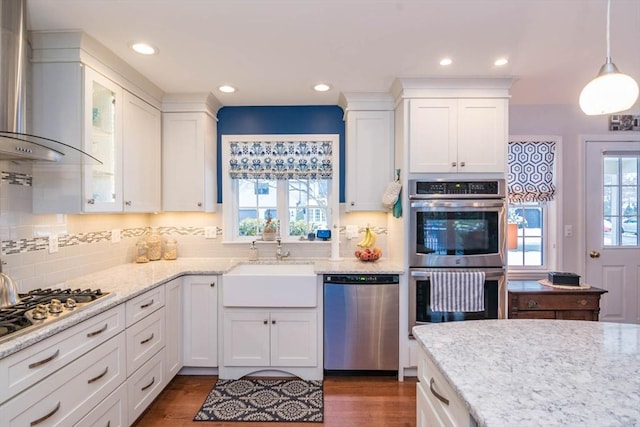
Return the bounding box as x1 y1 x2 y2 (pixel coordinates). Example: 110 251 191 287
0 257 403 358
413 319 640 427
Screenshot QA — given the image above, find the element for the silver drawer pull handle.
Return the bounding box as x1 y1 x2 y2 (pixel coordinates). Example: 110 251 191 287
140 333 155 345
429 378 450 406
87 323 108 338
88 366 109 384
28 349 60 369
141 376 156 391
140 299 154 309
30 401 60 426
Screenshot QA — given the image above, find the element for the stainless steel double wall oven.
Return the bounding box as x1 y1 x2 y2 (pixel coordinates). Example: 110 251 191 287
408 179 507 336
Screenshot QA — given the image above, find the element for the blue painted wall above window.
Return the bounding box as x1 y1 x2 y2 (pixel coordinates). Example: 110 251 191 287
217 106 345 203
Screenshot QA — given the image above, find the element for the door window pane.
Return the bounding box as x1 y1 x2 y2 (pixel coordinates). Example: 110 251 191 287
603 154 639 247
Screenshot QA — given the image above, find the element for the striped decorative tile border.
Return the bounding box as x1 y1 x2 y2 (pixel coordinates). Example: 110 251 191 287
0 224 384 255
1 171 32 186
0 226 221 255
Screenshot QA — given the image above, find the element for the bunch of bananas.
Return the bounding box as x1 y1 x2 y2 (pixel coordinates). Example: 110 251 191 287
356 226 377 248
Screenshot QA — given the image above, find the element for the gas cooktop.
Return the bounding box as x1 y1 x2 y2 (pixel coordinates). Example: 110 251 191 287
0 288 110 345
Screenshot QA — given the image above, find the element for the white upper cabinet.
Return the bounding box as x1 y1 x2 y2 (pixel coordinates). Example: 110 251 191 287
392 77 513 176
82 67 123 212
30 31 163 214
161 94 220 212
339 93 395 212
409 98 508 174
122 91 161 212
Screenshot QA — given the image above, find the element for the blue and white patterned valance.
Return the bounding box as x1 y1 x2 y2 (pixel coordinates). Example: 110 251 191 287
228 140 333 180
508 140 557 203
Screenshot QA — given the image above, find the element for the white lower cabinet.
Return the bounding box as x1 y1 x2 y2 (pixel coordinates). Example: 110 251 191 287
416 346 476 427
75 382 128 427
0 305 125 404
183 275 218 367
164 278 183 382
126 308 165 376
222 310 317 369
127 348 165 422
0 332 127 426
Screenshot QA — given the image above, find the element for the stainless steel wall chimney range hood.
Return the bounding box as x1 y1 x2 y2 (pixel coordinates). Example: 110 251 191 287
0 0 100 164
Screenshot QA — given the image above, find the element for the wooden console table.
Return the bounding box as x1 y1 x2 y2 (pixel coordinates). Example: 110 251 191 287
508 281 607 321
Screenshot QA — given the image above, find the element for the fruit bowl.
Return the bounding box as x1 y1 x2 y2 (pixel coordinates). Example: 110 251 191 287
355 247 382 262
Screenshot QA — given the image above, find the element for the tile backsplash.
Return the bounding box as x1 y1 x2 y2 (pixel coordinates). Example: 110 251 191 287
1 166 389 292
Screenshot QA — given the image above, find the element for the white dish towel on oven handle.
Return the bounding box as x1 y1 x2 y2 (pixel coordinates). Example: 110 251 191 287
430 271 486 312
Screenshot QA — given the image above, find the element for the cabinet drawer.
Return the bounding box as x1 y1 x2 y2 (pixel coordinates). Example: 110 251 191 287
75 382 128 427
128 348 165 423
125 286 165 326
514 294 598 311
418 348 471 427
126 307 165 376
0 333 126 426
0 305 125 404
514 310 557 319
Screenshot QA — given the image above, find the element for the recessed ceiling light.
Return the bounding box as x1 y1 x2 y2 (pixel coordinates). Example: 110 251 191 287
439 58 453 66
218 85 236 93
313 83 332 92
131 42 157 55
494 58 509 66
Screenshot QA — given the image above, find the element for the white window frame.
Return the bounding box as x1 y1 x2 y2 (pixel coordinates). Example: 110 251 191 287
221 134 340 243
507 135 561 280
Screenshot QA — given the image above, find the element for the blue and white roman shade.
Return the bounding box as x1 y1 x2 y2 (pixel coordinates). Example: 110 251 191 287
228 139 333 180
508 139 557 203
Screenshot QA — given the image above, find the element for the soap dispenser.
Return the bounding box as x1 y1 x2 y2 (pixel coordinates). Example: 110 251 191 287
248 241 258 261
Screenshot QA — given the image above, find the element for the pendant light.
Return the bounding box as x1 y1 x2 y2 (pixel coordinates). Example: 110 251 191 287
579 0 639 115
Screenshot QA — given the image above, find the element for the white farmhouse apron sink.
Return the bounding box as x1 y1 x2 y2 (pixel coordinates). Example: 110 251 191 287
222 263 317 307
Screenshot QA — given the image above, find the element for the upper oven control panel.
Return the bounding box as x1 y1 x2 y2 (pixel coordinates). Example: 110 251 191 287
409 179 505 199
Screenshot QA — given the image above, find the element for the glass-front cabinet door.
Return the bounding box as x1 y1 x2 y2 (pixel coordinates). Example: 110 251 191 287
83 66 123 212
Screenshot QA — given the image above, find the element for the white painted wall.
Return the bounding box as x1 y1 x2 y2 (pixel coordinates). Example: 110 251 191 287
509 103 640 275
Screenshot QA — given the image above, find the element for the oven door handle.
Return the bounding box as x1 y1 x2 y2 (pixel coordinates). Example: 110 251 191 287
410 200 505 209
411 270 505 279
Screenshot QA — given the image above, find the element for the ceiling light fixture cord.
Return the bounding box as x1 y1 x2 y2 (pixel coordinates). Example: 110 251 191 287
605 0 610 61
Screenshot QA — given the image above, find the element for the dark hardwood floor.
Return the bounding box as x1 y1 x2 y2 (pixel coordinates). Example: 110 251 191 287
133 375 417 427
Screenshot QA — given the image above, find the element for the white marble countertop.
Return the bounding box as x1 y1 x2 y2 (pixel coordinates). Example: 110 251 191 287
413 319 640 427
0 257 403 359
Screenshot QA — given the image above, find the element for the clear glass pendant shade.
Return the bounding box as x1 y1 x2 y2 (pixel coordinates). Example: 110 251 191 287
579 60 640 115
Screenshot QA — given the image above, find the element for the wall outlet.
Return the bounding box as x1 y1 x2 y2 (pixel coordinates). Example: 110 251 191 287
346 225 359 240
48 234 59 253
111 229 121 243
205 226 217 239
564 225 573 238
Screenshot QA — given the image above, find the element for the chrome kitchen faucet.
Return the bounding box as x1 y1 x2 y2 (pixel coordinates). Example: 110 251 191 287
275 239 290 260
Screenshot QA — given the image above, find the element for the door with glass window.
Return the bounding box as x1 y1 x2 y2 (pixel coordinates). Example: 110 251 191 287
585 140 640 324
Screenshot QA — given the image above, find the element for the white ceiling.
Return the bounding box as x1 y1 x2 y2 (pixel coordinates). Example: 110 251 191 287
25 0 640 108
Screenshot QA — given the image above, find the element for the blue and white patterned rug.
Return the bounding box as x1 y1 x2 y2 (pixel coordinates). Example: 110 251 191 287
194 378 324 422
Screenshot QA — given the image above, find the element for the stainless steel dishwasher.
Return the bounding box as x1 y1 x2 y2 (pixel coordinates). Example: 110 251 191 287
323 274 399 372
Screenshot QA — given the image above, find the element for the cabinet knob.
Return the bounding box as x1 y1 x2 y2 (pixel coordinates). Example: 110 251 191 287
527 299 538 308
210 282 215 287
272 319 276 325
460 161 466 167
578 299 588 306
590 251 601 258
125 201 132 206
263 320 268 325
451 162 457 167
350 201 355 206
197 202 202 207
87 198 95 205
